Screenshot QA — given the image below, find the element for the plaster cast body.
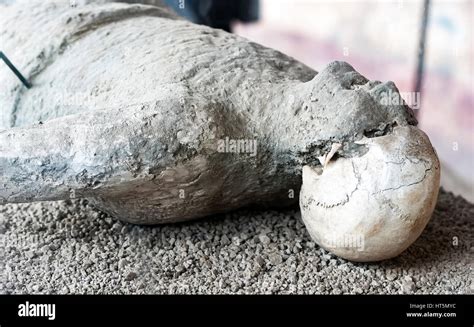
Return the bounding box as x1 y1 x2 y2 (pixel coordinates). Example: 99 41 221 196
0 1 440 261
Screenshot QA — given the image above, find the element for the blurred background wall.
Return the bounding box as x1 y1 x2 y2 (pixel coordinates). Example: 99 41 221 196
231 0 473 201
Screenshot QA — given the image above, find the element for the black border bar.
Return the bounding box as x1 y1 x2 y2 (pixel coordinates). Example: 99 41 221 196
0 295 472 326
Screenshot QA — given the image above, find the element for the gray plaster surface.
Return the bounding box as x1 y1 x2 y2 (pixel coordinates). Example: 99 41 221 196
1 1 419 226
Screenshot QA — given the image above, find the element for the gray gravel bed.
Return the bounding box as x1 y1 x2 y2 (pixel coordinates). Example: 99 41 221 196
0 189 472 294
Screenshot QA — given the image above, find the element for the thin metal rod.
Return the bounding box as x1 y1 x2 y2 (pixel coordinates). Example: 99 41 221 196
414 0 430 113
0 51 32 89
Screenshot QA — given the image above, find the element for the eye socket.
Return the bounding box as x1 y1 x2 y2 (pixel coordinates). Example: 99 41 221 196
341 71 368 90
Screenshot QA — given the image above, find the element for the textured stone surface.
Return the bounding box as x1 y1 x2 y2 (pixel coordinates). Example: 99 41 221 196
0 1 440 261
301 126 440 261
0 189 471 294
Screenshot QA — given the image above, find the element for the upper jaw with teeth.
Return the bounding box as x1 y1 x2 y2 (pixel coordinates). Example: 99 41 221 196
0 1 440 262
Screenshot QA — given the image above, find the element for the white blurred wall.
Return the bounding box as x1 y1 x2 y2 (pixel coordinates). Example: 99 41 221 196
235 0 474 201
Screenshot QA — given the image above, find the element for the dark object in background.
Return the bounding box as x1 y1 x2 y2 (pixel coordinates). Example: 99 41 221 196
165 0 259 32
413 0 430 117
